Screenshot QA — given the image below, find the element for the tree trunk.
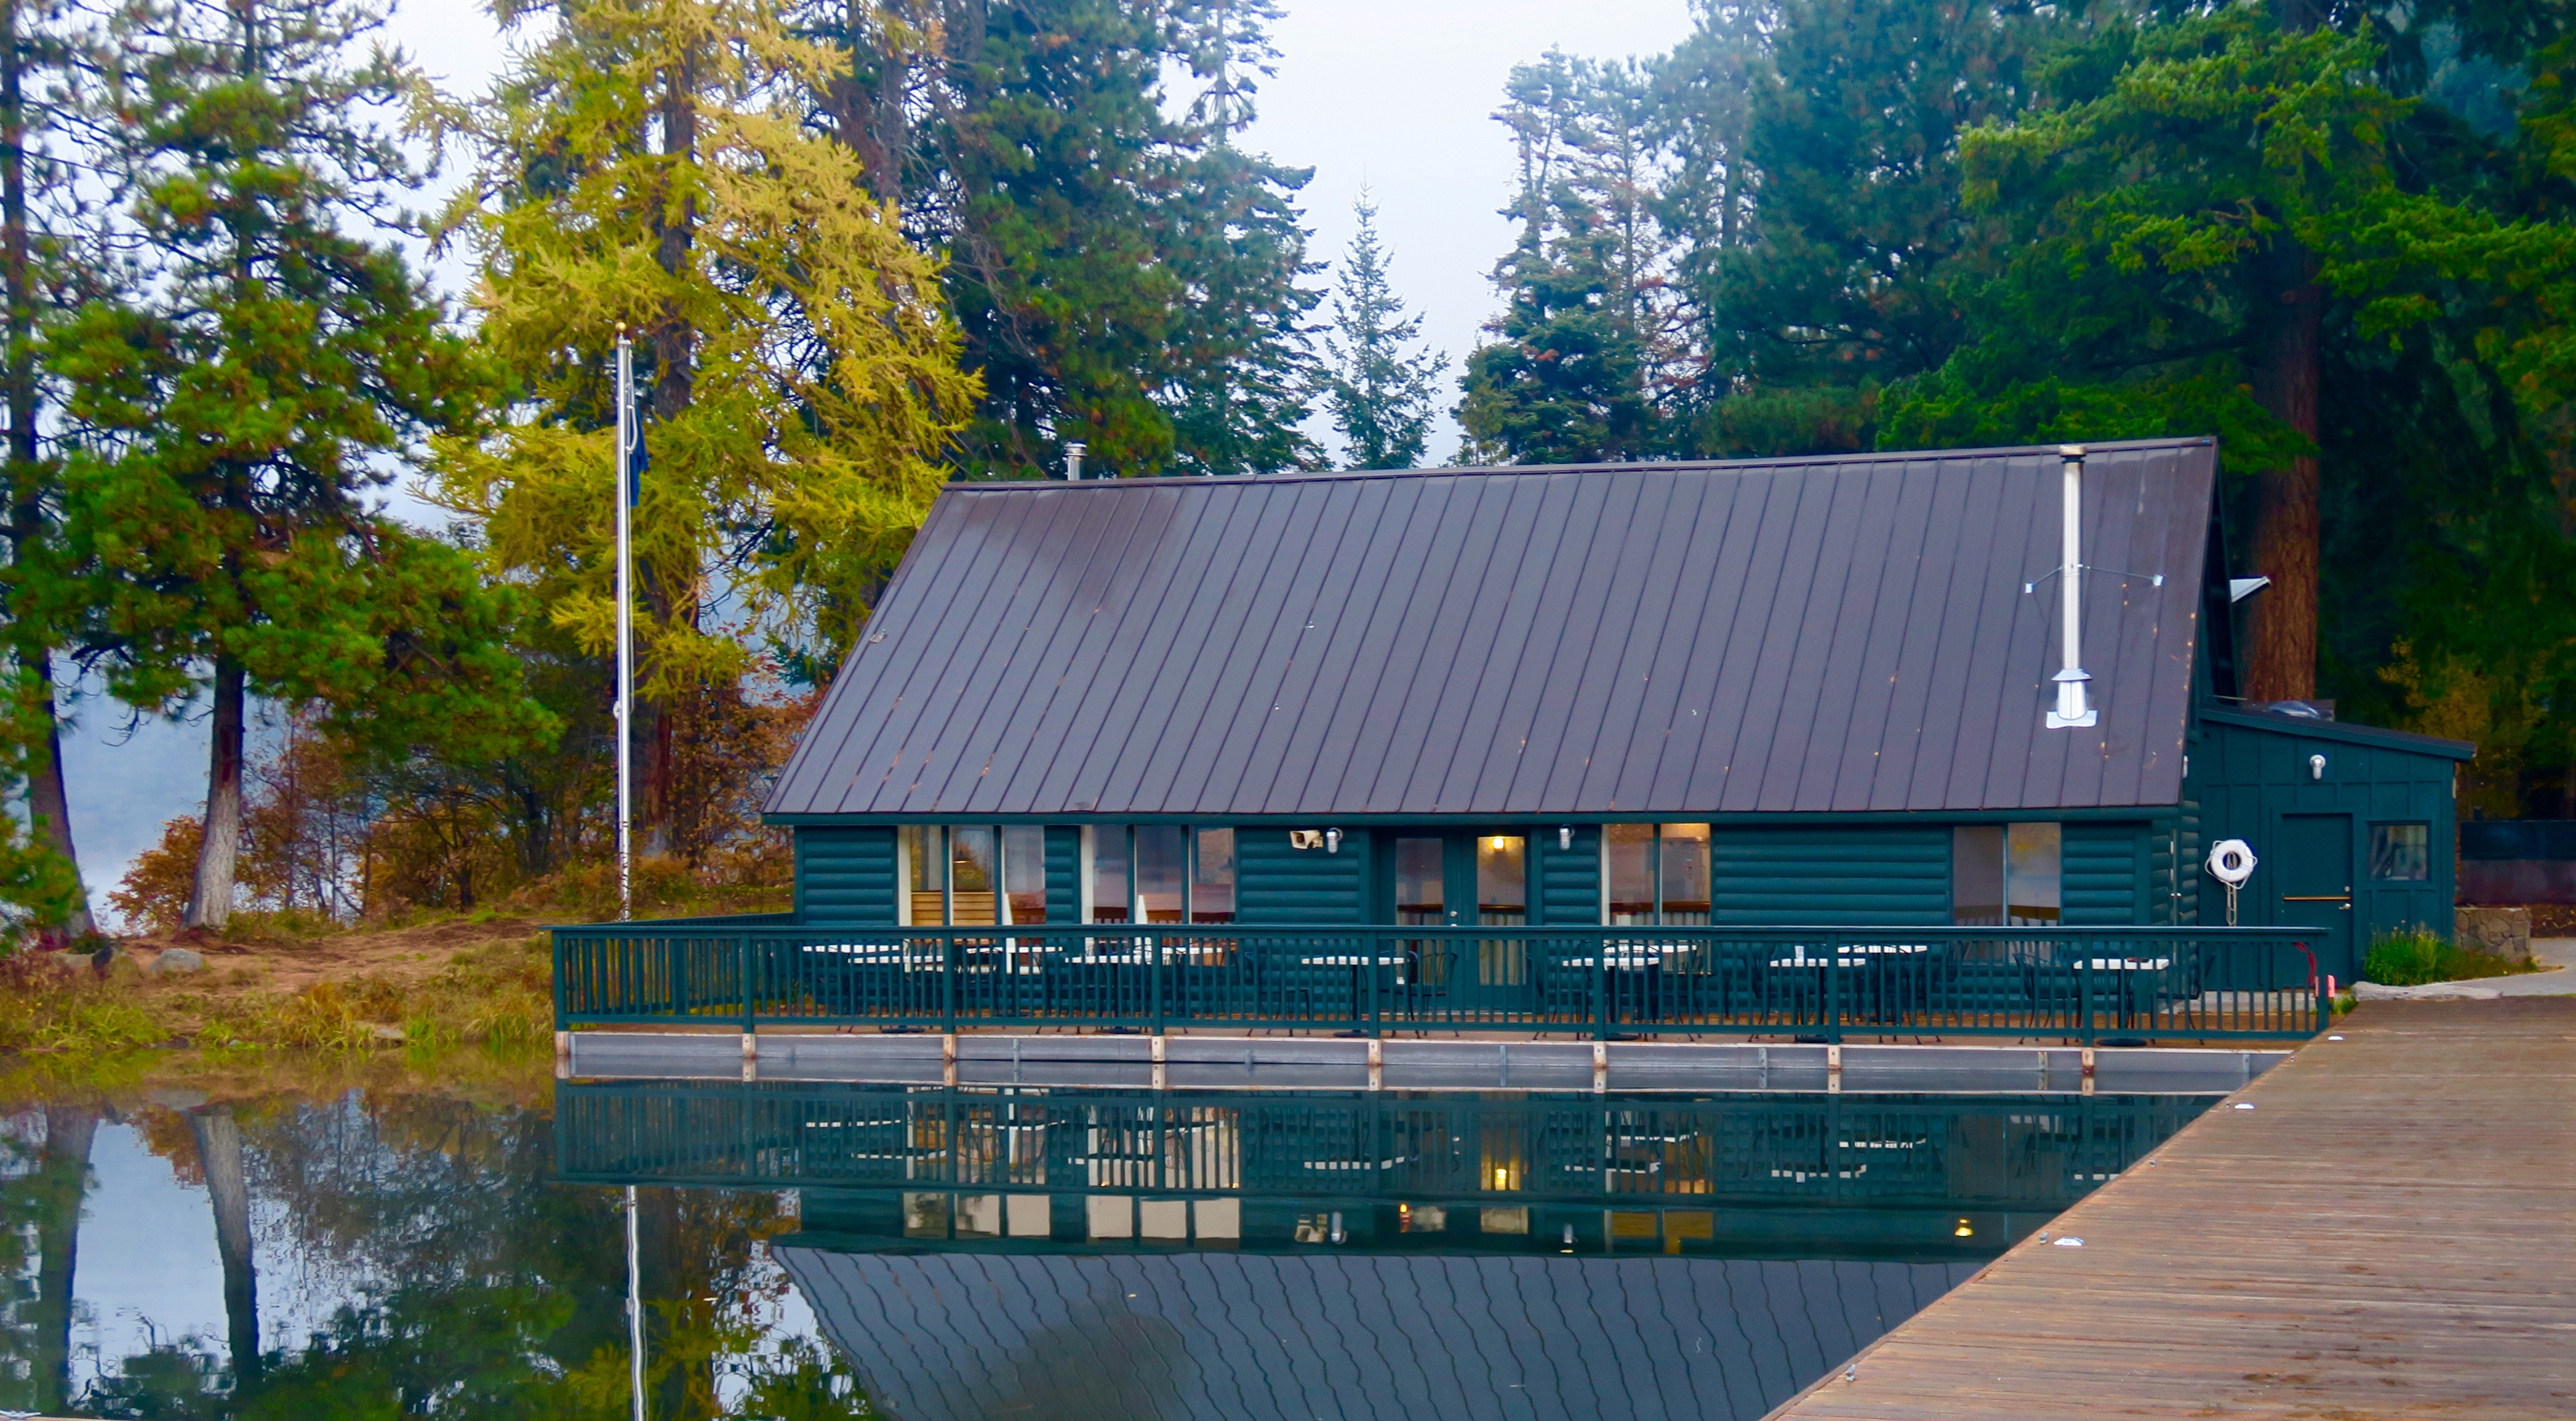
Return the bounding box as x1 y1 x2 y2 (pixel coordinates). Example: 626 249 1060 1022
183 656 246 929
638 47 699 861
189 1105 260 1389
32 1106 95 1414
2242 0 2326 703
0 0 89 938
2243 239 2323 704
23 663 90 936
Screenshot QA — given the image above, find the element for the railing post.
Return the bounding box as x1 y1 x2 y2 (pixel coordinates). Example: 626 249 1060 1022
1152 926 1165 1037
1825 938 1841 1045
552 930 569 1033
2077 934 2094 1047
945 932 959 1037
1369 928 1381 1039
741 934 755 1036
1596 931 1610 1043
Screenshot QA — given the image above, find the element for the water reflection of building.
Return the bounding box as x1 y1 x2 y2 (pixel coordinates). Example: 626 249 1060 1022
559 1084 2205 1420
559 1084 2205 1257
778 1248 1975 1421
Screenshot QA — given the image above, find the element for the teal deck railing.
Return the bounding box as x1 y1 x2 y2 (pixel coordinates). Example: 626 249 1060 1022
552 921 2326 1042
553 1080 2212 1213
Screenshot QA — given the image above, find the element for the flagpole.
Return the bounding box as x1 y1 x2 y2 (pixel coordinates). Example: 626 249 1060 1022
614 329 635 922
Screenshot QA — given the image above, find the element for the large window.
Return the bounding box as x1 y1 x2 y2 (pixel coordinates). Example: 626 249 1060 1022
1086 826 1237 925
898 825 1238 926
1607 824 1714 925
1951 824 2062 926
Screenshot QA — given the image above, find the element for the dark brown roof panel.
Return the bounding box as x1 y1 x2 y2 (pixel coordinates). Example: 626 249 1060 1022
767 439 2219 819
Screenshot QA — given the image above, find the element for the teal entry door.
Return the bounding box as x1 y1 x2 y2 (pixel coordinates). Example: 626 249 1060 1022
1386 833 1532 1010
2273 813 2356 986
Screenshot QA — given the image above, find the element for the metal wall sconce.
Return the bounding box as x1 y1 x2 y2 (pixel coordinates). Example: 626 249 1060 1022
2309 754 2327 781
1325 828 1342 854
1559 826 1574 851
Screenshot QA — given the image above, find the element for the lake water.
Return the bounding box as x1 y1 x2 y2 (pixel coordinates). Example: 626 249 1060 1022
0 1077 2212 1419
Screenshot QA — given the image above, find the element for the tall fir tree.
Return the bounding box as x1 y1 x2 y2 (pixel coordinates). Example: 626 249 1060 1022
437 0 973 854
48 0 542 928
1459 52 1670 464
1319 194 1446 469
815 0 1316 478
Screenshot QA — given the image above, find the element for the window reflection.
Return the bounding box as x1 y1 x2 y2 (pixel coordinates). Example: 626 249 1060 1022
902 825 942 927
1002 827 1046 924
1137 827 1186 923
2370 823 2428 881
950 827 998 927
1091 828 1131 923
1951 823 2062 926
1659 824 1711 924
1193 828 1237 923
1607 824 1655 924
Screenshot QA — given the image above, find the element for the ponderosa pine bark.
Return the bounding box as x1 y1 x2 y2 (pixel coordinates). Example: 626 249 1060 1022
0 0 90 938
31 1105 93 1413
2243 0 2327 703
2245 243 2323 703
183 654 245 928
190 1104 261 1388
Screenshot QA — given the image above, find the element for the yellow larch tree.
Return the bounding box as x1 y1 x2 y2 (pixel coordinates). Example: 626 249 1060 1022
432 0 975 854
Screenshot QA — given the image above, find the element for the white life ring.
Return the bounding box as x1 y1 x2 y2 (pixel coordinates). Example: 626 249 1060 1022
2206 838 2257 887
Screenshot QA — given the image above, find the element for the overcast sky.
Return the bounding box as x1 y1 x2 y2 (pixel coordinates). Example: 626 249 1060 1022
65 0 1703 925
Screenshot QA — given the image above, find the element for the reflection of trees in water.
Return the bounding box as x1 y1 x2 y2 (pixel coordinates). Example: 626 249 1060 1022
36 1087 874 1419
0 1105 100 1415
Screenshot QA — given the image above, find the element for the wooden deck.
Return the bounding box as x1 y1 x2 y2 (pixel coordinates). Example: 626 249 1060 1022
1767 997 2576 1419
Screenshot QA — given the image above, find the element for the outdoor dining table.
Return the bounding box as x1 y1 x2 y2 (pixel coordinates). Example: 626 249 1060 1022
1301 952 1411 1001
1766 944 1935 1024
1559 943 1695 1020
2079 955 2175 1028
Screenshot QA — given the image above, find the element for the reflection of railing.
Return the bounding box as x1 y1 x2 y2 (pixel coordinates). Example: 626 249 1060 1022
553 1081 2211 1211
551 923 2325 1042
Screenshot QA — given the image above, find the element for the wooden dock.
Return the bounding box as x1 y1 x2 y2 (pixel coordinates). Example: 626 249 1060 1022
1767 997 2576 1419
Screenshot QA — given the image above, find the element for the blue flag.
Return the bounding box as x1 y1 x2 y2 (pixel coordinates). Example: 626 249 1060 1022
629 410 649 507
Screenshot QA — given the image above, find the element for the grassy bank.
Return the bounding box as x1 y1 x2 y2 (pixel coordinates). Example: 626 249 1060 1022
0 863 792 1060
0 930 555 1059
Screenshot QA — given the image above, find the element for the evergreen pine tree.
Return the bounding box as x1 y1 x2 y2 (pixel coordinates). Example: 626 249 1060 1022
48 0 543 927
1319 194 1446 470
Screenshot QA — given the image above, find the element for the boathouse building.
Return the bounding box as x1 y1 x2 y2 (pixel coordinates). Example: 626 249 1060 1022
763 437 2468 987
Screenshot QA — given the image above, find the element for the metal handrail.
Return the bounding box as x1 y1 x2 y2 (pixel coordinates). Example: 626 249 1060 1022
550 920 2325 1043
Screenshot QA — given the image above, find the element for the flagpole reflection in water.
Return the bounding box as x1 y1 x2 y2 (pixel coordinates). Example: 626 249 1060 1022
626 1183 644 1421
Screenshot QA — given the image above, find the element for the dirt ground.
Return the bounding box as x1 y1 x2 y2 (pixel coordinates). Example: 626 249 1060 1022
109 915 549 1003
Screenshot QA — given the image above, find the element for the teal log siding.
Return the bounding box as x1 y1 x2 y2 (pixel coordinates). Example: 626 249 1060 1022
2062 822 2146 925
1708 827 1949 926
1045 827 1082 924
2191 710 2466 955
1236 828 1368 924
794 827 898 926
1536 825 1602 926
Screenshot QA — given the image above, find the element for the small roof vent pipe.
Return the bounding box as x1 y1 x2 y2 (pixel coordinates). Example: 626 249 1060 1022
2045 445 2099 730
1065 442 1086 481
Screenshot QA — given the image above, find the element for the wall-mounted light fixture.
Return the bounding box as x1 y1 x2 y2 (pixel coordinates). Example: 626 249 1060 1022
1325 828 1342 854
1558 826 1574 851
2309 753 2327 781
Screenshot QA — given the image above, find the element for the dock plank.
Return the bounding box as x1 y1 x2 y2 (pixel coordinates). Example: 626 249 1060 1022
1766 998 2576 1419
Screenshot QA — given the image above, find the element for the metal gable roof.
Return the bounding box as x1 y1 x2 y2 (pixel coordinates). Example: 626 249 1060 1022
767 438 2218 819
